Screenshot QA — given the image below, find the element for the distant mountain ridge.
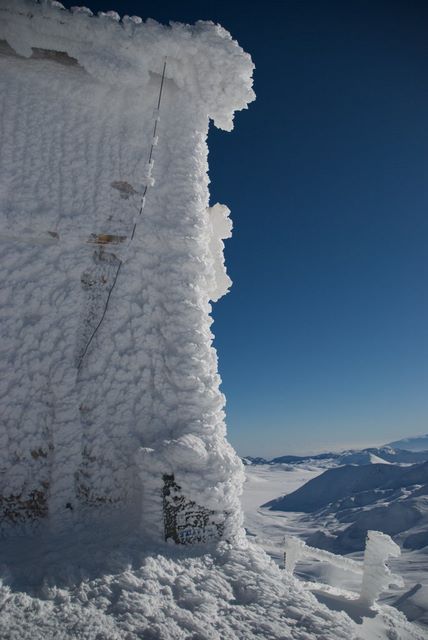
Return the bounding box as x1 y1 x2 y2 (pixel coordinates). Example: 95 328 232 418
387 434 428 452
243 445 428 466
264 461 428 512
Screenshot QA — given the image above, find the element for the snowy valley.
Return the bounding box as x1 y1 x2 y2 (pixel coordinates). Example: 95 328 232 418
242 442 428 634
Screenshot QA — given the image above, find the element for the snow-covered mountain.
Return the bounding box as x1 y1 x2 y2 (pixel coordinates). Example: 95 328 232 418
264 461 428 553
243 446 428 466
243 462 428 632
387 435 428 452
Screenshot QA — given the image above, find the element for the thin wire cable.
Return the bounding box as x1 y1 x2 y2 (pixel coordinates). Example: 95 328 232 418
77 58 167 372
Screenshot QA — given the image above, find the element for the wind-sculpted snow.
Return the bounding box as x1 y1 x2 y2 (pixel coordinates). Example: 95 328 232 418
1 527 423 639
0 535 364 640
359 532 402 607
0 0 253 537
0 0 255 131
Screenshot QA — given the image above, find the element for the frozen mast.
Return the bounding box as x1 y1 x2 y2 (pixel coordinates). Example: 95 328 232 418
0 0 254 541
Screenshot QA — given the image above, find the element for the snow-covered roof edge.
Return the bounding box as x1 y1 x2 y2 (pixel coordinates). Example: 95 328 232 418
0 0 255 130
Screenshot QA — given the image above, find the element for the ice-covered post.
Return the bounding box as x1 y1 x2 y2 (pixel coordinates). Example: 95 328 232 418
284 536 306 574
358 530 403 607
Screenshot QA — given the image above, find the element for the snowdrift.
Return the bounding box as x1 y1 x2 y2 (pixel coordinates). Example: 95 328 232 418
1 532 425 640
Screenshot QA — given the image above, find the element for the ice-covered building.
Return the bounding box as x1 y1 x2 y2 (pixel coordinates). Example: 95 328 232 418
0 0 255 541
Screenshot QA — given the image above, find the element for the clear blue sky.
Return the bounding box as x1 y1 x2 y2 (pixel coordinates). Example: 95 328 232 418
63 0 428 457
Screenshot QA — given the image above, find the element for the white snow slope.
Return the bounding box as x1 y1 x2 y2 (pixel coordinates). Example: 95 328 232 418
0 524 425 640
243 462 428 637
264 462 428 553
0 529 360 640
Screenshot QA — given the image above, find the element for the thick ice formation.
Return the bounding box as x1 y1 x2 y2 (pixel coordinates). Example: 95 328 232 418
0 0 254 131
283 531 405 609
283 536 363 577
0 0 254 539
359 531 403 607
206 204 233 303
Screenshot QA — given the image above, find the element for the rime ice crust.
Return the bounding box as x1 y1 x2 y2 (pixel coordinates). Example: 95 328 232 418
0 0 255 130
0 0 253 539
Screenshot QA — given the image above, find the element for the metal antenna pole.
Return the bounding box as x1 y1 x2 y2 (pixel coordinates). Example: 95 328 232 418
77 58 168 372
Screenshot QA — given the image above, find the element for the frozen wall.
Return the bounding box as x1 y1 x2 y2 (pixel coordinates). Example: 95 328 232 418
0 0 254 539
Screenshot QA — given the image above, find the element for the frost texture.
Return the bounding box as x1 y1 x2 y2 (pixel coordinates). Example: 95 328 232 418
283 532 404 608
0 0 253 538
359 530 403 607
207 204 233 302
0 538 361 640
0 0 255 131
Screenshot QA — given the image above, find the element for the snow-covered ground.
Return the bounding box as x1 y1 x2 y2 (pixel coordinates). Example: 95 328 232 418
0 529 360 640
242 461 428 635
0 508 424 640
0 460 424 639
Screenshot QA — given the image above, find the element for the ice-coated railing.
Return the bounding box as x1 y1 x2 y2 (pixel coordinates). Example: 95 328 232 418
283 535 363 576
257 530 403 607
